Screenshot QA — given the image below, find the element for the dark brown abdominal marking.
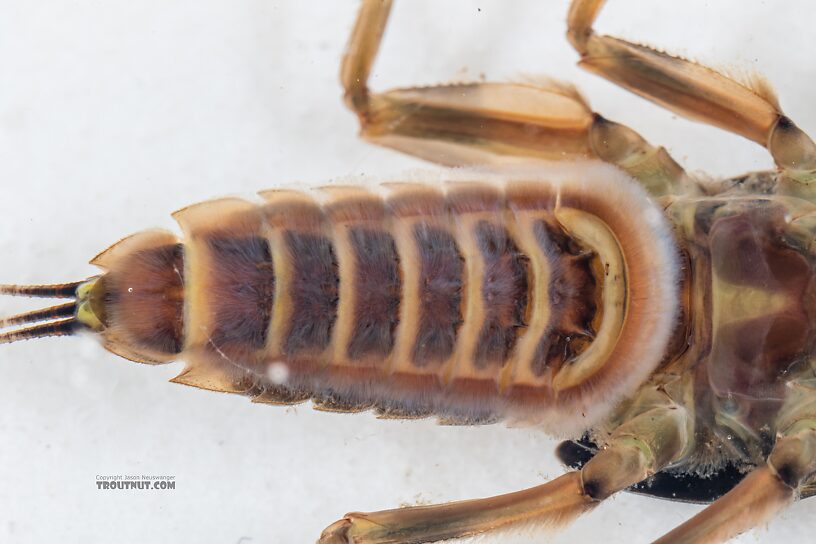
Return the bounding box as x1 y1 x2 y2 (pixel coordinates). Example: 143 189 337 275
412 224 464 366
105 243 185 354
207 236 275 350
283 231 339 355
348 227 401 359
474 221 529 368
530 220 597 377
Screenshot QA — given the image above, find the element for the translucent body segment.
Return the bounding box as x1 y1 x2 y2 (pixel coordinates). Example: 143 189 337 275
662 196 816 468
708 207 813 399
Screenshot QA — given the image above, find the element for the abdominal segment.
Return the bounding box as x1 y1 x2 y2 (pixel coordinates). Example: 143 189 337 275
411 223 463 366
100 167 679 433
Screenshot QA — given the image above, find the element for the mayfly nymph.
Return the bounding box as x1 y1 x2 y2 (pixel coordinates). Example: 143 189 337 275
4 1 816 543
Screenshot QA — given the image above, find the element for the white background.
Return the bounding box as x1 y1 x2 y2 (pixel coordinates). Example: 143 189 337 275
1 1 815 543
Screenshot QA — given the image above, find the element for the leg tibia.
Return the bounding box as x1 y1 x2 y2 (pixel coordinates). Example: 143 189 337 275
573 29 779 146
568 0 816 187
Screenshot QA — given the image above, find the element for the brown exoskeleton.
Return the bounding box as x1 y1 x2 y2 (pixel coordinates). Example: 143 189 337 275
3 1 816 543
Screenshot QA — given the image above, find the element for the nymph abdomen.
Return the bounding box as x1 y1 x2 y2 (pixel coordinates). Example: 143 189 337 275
43 165 681 434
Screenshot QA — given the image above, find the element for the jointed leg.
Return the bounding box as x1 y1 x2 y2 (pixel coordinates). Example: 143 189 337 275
340 0 391 115
318 390 689 543
653 379 816 543
341 0 686 196
568 0 816 193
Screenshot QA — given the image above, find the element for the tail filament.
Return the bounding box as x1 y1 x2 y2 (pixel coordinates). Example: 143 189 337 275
0 282 82 344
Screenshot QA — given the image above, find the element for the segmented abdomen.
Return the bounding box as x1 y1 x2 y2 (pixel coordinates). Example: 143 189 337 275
100 165 680 433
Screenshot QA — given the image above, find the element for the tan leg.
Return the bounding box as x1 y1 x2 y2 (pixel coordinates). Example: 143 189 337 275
653 419 816 544
318 391 689 543
568 0 816 191
341 0 686 196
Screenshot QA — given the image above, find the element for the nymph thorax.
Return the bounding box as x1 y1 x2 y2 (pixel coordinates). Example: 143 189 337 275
663 178 816 470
